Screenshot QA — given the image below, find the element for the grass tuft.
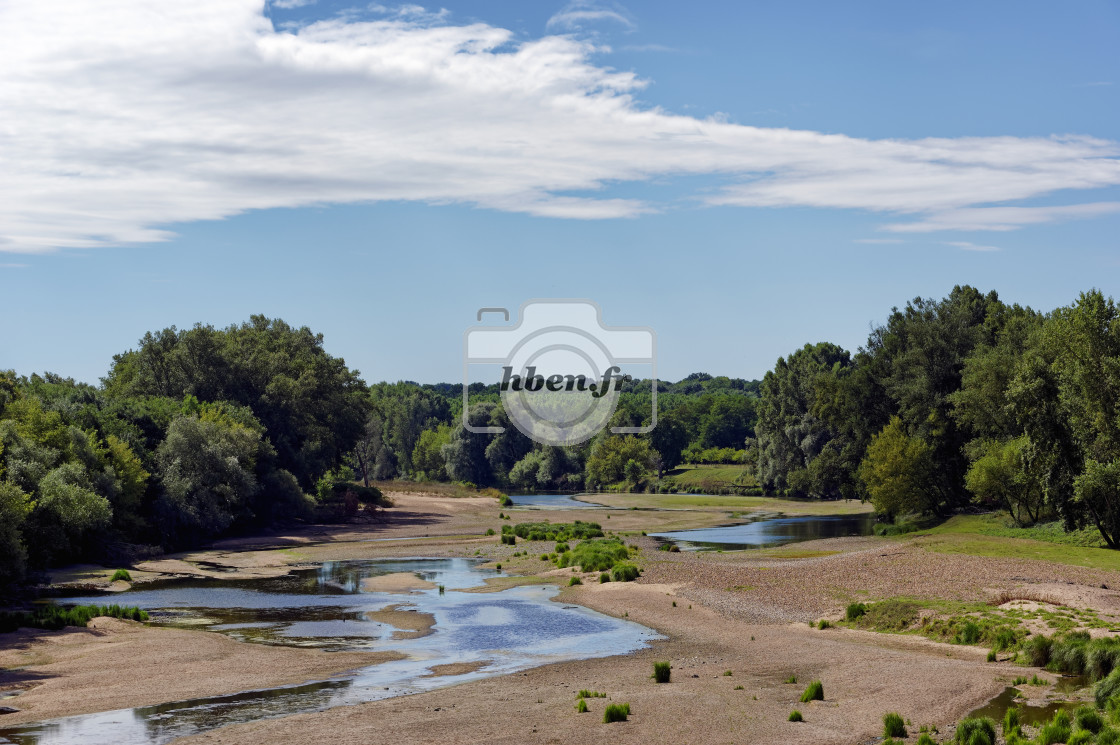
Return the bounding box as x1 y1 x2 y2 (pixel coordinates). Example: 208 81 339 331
788 710 803 722
883 712 907 739
110 569 132 582
603 703 630 723
576 698 588 713
800 680 824 702
845 602 867 621
652 661 671 684
954 717 995 745
568 576 582 586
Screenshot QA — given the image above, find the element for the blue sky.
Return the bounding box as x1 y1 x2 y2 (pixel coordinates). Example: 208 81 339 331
0 0 1117 385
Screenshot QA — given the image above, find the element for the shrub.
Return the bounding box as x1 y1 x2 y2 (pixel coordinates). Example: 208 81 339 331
485 528 495 536
1037 712 1071 745
1099 728 1120 745
599 572 610 583
817 619 831 629
883 712 907 739
917 734 936 745
570 539 630 572
1097 669 1120 708
800 680 824 702
1068 730 1094 745
109 568 132 582
1088 638 1120 680
501 534 516 545
955 717 995 745
1002 706 1020 736
653 661 671 683
845 602 867 621
1026 634 1053 667
576 698 589 713
955 621 982 645
788 710 803 722
1074 704 1103 733
993 627 1018 653
499 495 513 507
611 563 640 582
569 576 582 586
1051 632 1091 676
987 649 997 662
603 703 630 723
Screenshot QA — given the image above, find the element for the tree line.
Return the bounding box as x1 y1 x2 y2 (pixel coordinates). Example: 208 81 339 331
5 285 1120 594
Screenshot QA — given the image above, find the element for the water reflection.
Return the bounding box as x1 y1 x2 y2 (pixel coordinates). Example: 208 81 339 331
651 513 875 550
503 493 606 510
0 559 660 745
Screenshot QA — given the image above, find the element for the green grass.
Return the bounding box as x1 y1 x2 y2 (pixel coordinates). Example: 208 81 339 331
611 563 640 582
652 661 671 684
955 717 995 745
510 521 604 542
568 576 582 586
913 515 1120 571
575 698 589 713
788 710 803 722
599 572 610 583
558 538 631 572
603 703 630 723
817 619 831 629
845 602 867 621
577 690 607 699
800 680 824 702
661 465 760 495
1036 711 1071 745
784 674 797 684
0 604 149 633
109 569 132 582
883 712 907 739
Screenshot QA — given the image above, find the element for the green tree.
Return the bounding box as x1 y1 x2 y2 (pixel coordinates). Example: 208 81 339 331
1073 460 1120 548
586 435 656 488
411 424 453 481
857 417 936 519
0 481 31 590
964 436 1044 525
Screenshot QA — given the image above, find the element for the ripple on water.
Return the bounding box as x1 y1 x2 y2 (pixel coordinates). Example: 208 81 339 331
0 558 661 745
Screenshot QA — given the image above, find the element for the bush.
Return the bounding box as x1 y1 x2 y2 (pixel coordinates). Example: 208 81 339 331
1003 706 1020 737
1074 705 1103 733
1068 730 1094 745
1051 632 1091 676
955 621 982 645
987 649 997 662
1037 711 1071 745
846 602 867 621
817 619 831 629
576 698 588 713
485 528 495 535
1087 638 1120 680
603 703 630 723
569 539 630 572
569 576 582 586
599 572 610 583
110 569 132 582
611 563 640 582
1026 634 1053 667
883 712 907 739
800 680 824 702
511 521 603 542
653 661 671 684
917 734 936 745
955 717 995 745
501 534 516 545
1099 728 1120 745
1097 669 1120 708
788 709 803 722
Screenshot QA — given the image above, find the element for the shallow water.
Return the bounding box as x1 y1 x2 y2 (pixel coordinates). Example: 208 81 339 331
0 558 660 745
504 493 606 510
651 513 875 550
967 685 1081 727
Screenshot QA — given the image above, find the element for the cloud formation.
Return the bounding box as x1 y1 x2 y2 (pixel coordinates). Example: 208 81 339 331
2 1 1119 253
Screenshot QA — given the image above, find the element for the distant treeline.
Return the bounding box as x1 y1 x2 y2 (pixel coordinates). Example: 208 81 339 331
0 316 759 594
4 285 1120 593
754 285 1120 549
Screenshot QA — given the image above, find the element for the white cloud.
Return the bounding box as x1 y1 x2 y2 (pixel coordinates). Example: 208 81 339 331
547 1 635 32
1 1 1120 253
945 241 1001 252
270 0 317 9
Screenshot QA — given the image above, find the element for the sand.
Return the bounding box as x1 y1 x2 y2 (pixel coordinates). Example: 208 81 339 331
359 573 437 594
4 488 1118 744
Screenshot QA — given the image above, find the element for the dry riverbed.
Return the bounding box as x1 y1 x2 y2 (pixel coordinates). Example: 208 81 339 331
3 490 1118 744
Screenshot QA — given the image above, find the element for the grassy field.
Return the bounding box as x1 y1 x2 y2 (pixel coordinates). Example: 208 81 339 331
909 515 1120 572
661 464 760 493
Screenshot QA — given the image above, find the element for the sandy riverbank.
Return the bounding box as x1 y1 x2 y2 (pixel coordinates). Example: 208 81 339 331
2 489 1117 744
